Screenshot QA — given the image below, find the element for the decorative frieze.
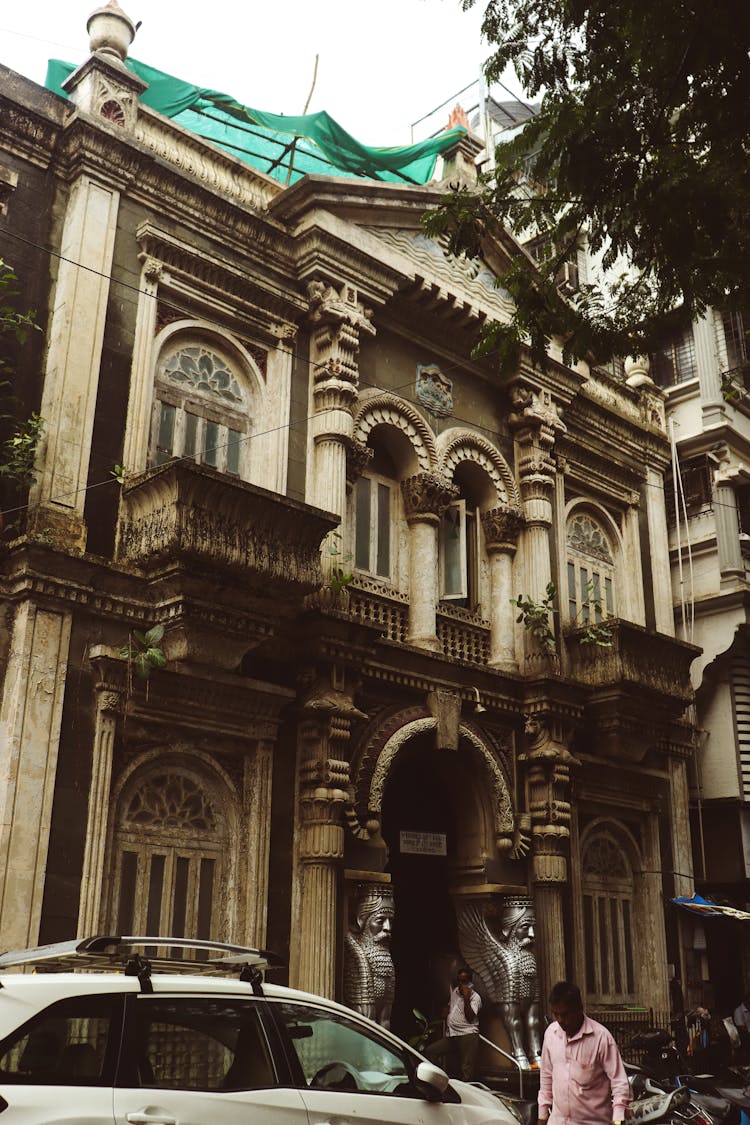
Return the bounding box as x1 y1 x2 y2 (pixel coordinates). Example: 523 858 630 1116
116 460 336 594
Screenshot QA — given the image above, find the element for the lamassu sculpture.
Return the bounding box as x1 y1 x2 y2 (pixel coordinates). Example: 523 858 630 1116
457 896 542 1069
343 885 395 1028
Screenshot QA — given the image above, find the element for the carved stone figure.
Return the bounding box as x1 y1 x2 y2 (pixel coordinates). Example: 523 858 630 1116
457 897 542 1069
343 885 395 1028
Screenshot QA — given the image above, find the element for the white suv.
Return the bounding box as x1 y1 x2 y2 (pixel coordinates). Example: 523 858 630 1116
0 935 520 1125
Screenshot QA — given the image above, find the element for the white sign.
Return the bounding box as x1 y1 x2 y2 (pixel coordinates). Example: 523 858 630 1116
400 830 447 856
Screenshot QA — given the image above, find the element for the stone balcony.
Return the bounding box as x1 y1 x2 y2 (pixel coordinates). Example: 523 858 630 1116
564 619 699 708
115 460 337 599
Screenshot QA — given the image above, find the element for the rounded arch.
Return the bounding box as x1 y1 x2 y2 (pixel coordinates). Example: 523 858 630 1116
564 498 624 557
360 712 514 841
353 391 438 474
154 319 266 402
437 427 521 510
105 747 241 938
579 816 642 875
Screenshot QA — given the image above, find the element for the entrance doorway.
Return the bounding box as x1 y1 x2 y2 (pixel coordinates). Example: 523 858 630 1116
381 733 483 1039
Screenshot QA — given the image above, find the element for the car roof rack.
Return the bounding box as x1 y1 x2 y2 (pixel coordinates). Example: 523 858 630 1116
0 936 284 996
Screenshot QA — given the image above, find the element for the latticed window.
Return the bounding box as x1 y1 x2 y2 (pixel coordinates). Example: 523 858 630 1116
566 512 615 626
112 770 225 947
650 325 697 386
582 831 635 1004
151 343 251 477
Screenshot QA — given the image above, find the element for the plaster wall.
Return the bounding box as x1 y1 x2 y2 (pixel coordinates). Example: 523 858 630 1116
697 676 741 799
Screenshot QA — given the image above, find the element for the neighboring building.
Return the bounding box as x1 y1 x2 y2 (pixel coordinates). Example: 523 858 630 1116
0 3 699 1057
648 308 750 1014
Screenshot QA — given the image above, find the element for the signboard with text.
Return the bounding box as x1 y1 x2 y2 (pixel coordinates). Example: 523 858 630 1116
399 830 447 856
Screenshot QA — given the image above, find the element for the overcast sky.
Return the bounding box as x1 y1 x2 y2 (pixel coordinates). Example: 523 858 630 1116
0 1 528 146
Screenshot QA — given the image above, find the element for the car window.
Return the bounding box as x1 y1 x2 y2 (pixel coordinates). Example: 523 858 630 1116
274 1001 416 1097
0 993 122 1086
124 997 277 1092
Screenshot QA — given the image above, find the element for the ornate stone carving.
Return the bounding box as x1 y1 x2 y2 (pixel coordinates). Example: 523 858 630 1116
345 438 374 485
116 460 336 595
401 472 458 520
343 884 395 1027
521 715 580 766
438 428 520 508
354 393 438 473
416 363 453 418
457 897 542 1069
567 512 614 563
307 280 375 394
482 506 525 551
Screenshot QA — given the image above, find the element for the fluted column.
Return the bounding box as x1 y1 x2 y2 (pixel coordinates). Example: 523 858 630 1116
307 281 375 577
482 506 524 669
78 666 123 937
244 740 274 948
401 472 458 651
122 255 163 475
712 458 744 582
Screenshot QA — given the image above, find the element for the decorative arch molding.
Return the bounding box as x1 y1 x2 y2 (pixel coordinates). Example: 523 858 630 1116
154 318 266 401
564 497 624 556
359 710 514 841
437 427 521 509
579 816 642 874
353 391 437 473
110 745 241 839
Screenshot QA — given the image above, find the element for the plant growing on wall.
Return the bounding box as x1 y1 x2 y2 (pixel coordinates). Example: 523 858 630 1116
511 581 615 651
119 624 167 700
325 530 354 594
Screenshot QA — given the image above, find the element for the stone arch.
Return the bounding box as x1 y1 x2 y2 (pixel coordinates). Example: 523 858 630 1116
104 746 241 936
357 710 514 843
353 390 438 474
437 427 521 510
579 816 642 872
154 319 266 402
564 498 624 556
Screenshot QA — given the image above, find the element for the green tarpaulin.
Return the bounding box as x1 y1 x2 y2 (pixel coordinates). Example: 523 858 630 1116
45 57 465 186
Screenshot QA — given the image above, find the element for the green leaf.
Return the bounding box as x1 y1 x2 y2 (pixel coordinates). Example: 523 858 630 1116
144 624 164 646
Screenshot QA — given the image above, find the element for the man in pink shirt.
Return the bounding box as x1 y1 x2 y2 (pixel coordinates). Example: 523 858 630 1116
538 981 630 1125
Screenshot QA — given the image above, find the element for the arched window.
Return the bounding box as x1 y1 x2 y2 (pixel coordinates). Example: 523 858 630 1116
151 340 252 478
112 768 227 944
581 830 635 1004
566 511 616 627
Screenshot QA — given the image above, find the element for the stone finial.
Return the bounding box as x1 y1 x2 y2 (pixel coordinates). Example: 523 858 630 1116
87 1 138 64
624 355 654 388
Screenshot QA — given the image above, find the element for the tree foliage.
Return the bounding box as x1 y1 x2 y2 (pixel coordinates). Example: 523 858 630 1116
424 0 750 374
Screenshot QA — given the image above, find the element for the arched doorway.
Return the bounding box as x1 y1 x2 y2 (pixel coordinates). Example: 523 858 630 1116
381 731 493 1038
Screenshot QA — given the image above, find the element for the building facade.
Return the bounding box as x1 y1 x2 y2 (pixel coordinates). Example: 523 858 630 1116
649 308 750 1014
0 5 699 1054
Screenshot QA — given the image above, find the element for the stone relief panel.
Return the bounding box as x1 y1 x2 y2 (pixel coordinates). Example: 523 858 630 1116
343 883 395 1028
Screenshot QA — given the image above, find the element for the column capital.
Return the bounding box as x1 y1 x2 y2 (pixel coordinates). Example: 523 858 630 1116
345 438 375 485
401 472 458 521
482 505 525 552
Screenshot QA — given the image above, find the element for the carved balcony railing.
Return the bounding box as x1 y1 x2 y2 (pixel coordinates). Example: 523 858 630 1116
564 619 699 708
346 575 408 644
115 461 337 597
437 603 491 665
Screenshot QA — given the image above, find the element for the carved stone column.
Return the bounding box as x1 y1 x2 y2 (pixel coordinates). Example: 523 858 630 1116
482 506 524 669
78 660 124 937
509 386 566 663
401 472 458 651
519 715 579 1001
0 602 72 950
292 668 364 998
307 282 375 581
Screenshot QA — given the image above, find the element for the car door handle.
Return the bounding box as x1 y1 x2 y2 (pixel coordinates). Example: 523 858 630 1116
126 1114 177 1125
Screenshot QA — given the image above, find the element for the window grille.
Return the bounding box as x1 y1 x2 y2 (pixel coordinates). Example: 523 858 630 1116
651 327 697 386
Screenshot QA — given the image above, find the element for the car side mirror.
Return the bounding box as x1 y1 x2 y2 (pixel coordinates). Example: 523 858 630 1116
415 1060 450 1101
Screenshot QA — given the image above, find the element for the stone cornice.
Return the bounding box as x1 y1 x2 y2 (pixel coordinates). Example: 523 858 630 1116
136 222 304 334
0 90 67 170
